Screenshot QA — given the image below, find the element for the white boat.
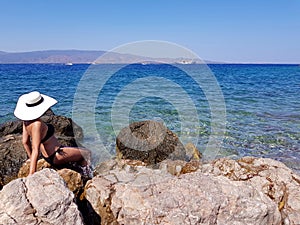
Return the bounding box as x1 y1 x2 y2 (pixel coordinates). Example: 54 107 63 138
65 62 73 66
176 59 195 64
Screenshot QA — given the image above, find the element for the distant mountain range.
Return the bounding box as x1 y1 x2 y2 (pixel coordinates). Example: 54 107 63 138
0 50 105 64
0 50 220 64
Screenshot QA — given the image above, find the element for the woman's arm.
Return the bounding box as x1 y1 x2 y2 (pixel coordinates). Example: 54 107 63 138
28 121 42 175
22 122 32 160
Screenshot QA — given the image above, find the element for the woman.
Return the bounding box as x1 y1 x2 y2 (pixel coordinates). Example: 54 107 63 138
14 91 92 177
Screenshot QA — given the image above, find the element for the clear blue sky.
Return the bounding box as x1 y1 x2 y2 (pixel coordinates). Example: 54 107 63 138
1 0 299 63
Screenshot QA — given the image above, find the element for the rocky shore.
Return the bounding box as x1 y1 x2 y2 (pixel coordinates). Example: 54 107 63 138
1 117 300 225
0 109 83 188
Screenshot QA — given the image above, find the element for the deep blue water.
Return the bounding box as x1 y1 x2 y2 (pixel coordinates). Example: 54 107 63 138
0 63 299 171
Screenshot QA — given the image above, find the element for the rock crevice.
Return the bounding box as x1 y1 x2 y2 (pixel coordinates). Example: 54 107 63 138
0 169 85 225
2 120 300 224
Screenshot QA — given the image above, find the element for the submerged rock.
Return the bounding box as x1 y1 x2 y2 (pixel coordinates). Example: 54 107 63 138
184 142 202 161
0 169 84 225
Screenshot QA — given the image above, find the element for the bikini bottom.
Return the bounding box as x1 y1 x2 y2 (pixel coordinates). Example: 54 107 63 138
42 146 64 166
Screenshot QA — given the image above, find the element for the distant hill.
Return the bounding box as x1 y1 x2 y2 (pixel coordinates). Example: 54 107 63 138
0 50 221 64
0 50 105 64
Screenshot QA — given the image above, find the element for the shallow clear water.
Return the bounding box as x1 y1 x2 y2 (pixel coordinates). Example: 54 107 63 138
1 64 299 171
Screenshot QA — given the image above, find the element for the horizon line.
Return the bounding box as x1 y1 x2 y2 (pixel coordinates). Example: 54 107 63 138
0 49 299 65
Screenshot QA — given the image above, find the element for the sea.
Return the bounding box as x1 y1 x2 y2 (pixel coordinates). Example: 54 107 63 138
0 63 299 172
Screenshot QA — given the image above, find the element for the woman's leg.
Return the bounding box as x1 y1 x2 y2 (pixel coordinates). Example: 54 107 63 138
53 147 91 166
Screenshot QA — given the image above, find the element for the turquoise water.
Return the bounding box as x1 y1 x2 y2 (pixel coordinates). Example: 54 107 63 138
0 64 299 171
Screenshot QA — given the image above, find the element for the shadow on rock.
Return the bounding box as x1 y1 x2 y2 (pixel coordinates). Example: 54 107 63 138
0 110 84 189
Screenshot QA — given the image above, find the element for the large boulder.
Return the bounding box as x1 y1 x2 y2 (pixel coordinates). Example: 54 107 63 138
0 109 84 146
0 110 84 188
0 120 22 136
85 157 300 224
203 157 300 225
17 161 100 225
85 157 283 225
17 159 52 178
0 134 27 189
40 110 84 146
18 160 83 196
116 120 186 165
0 168 84 225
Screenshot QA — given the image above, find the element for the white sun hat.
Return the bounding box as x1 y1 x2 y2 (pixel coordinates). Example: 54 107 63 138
14 91 58 121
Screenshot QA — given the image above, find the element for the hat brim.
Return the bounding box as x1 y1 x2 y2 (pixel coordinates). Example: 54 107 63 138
14 94 57 121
